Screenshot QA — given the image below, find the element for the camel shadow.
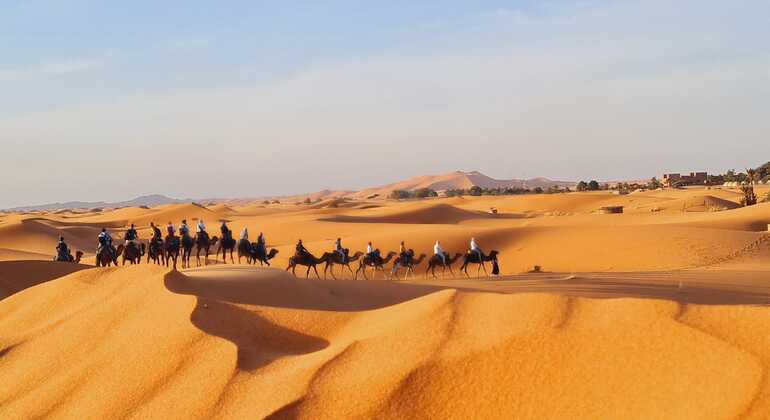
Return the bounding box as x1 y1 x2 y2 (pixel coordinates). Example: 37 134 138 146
188 298 329 371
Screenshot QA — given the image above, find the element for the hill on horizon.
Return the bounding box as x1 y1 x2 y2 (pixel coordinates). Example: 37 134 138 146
3 171 574 211
351 171 574 198
3 194 192 212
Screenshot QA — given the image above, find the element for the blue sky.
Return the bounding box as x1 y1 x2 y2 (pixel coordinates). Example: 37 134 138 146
1 1 769 207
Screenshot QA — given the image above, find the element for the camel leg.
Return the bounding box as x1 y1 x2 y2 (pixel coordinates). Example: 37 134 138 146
312 265 321 279
346 264 355 278
481 262 489 277
230 249 234 264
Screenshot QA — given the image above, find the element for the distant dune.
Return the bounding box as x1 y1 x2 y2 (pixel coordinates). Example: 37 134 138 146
352 171 573 198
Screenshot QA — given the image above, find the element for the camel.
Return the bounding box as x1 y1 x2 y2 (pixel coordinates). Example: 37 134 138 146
54 250 83 263
194 232 219 266
165 235 181 271
425 252 463 278
181 234 194 268
120 242 145 265
460 250 500 278
251 244 279 266
237 239 254 264
286 252 330 278
354 251 397 280
216 235 236 264
96 245 118 267
389 250 427 280
322 250 364 279
238 240 279 266
147 238 165 265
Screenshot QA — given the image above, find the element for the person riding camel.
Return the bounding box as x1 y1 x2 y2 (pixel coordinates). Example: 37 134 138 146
56 236 69 261
166 221 176 238
334 237 346 263
296 239 309 258
98 228 114 258
150 222 163 244
391 241 408 275
399 241 410 265
240 227 249 241
257 232 265 247
196 218 208 240
434 240 446 265
179 219 190 237
125 224 140 252
366 241 380 262
470 237 483 261
220 221 232 242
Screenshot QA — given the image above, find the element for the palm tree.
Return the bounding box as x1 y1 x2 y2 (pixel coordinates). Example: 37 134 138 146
741 168 758 206
746 168 758 185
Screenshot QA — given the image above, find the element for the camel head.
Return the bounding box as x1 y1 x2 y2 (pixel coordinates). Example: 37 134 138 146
489 250 499 260
350 251 364 260
210 236 219 246
74 250 83 263
267 249 279 259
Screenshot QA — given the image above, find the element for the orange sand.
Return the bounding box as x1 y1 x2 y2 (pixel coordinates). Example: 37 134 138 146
2 187 770 418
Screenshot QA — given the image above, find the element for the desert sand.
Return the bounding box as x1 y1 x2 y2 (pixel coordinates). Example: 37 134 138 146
3 186 770 418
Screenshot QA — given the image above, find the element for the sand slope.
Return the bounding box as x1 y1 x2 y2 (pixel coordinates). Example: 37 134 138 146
1 265 768 419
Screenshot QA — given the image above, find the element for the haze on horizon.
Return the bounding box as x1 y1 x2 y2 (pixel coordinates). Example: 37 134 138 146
1 0 768 209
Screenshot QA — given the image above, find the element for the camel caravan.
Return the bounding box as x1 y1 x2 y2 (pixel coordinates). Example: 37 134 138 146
287 238 500 280
54 219 500 279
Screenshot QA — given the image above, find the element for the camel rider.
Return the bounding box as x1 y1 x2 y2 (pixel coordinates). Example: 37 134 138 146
166 221 176 238
434 240 446 265
221 221 232 241
334 237 346 263
56 236 69 261
179 220 190 237
257 232 265 247
398 241 409 265
196 218 208 241
240 227 249 241
98 228 114 258
470 237 482 261
391 241 407 274
150 222 163 244
366 241 380 261
296 239 309 258
125 224 140 251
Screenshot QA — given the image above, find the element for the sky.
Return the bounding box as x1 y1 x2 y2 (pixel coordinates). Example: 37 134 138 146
1 0 769 208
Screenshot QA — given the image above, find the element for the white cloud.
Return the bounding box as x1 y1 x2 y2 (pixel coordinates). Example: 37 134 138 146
0 57 103 82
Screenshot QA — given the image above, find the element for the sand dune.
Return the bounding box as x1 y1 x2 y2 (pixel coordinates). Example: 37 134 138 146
3 187 770 417
0 260 88 299
2 265 770 418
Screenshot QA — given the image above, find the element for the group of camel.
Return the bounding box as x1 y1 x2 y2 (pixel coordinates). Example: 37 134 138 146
93 231 280 270
79 227 500 280
286 247 500 280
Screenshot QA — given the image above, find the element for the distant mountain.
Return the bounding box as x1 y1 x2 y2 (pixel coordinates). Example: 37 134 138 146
4 194 191 212
351 171 574 198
